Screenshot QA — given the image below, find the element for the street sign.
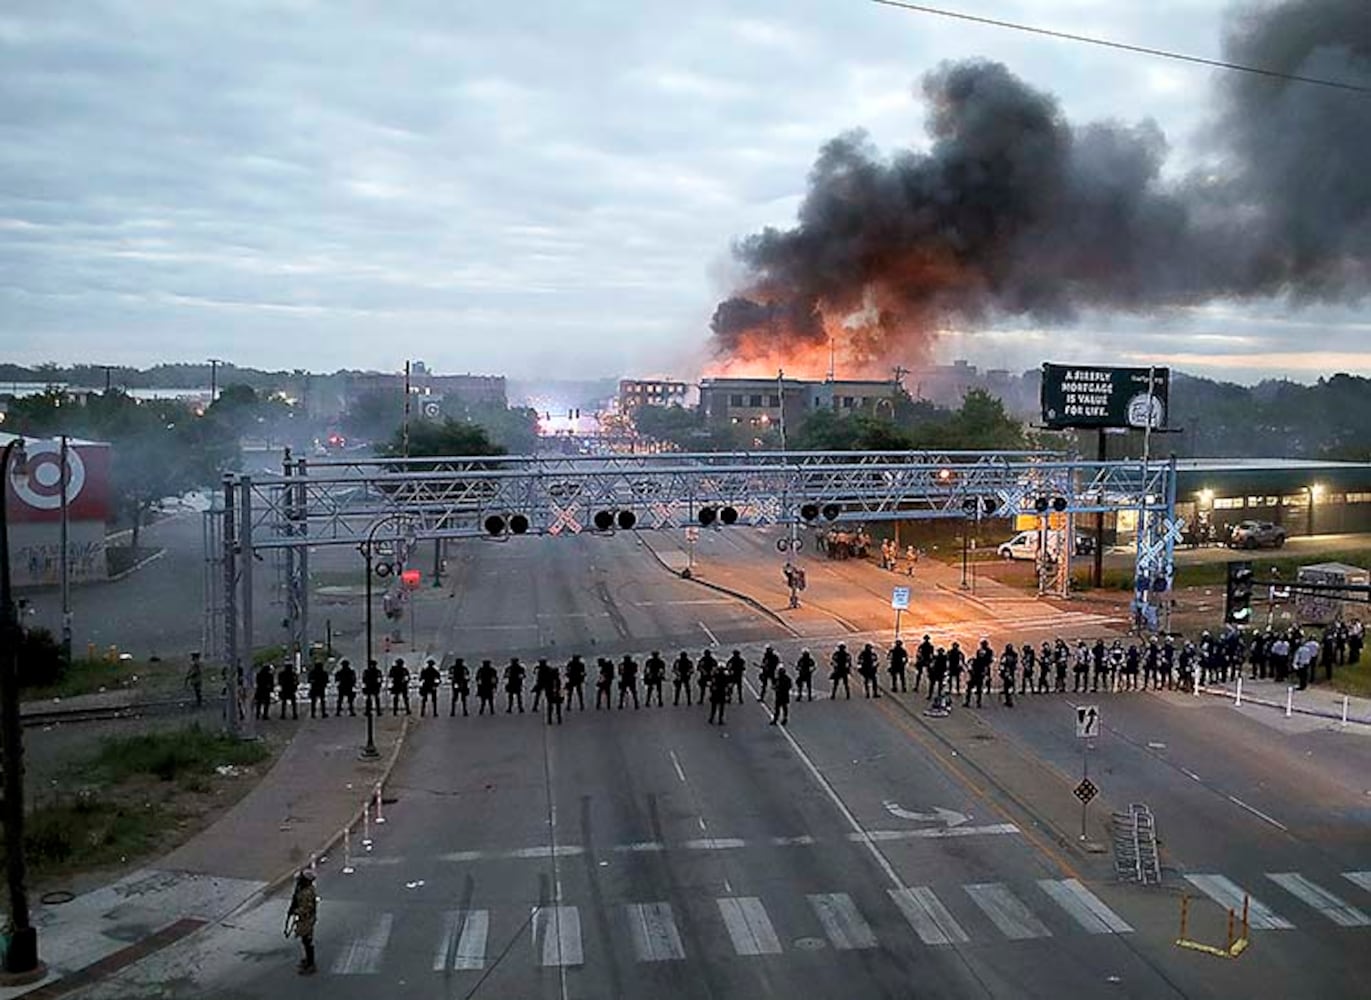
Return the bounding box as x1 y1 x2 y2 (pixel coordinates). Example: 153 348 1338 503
1076 704 1100 739
891 586 910 610
1074 779 1098 804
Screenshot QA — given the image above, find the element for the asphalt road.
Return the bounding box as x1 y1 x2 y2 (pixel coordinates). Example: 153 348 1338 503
73 529 1371 1000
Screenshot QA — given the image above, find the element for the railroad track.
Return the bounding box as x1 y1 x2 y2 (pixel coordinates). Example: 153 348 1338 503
20 698 197 728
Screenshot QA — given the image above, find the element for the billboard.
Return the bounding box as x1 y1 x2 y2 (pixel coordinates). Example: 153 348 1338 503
1040 364 1170 431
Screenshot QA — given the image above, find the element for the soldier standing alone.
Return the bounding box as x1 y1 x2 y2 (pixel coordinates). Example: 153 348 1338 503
285 869 318 975
185 652 204 709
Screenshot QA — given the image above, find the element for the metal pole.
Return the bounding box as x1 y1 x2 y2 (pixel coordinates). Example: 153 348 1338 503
362 524 379 759
296 457 309 666
59 435 71 665
239 477 255 740
1079 740 1089 841
1093 430 1106 589
222 476 240 740
1 439 40 975
776 369 787 452
960 520 969 590
402 361 411 459
895 607 902 641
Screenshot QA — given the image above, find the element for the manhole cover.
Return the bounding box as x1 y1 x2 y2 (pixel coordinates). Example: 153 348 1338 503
792 937 826 951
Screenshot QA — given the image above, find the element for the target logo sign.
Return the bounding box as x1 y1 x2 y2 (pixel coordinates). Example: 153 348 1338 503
5 438 109 522
13 440 86 510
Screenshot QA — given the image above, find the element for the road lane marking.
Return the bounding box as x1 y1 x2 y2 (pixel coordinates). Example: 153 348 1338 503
1037 879 1133 934
683 837 747 850
808 893 878 950
439 850 486 863
1266 873 1370 927
533 905 584 966
512 845 585 859
717 897 783 955
1180 768 1202 782
889 887 969 946
626 902 686 961
771 835 816 846
699 621 720 645
434 909 489 970
859 824 1019 841
1182 875 1293 930
1345 871 1371 894
615 841 666 853
669 749 687 784
964 884 1052 940
1226 795 1288 832
331 912 394 974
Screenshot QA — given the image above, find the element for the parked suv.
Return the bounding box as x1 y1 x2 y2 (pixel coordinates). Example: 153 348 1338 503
1227 520 1287 549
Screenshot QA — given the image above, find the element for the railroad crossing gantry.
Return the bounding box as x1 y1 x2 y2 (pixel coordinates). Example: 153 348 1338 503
205 450 1179 735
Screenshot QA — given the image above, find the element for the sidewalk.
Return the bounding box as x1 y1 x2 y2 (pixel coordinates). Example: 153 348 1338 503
1 712 410 999
1195 675 1371 729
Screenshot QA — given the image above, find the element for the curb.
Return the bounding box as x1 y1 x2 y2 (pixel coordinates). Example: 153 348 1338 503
106 547 166 583
634 533 801 638
1194 684 1371 727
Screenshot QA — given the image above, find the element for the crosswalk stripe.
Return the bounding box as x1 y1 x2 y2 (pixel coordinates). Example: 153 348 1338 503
331 912 394 974
1037 879 1133 934
717 897 783 955
1183 875 1293 930
533 906 583 966
626 903 686 962
1345 872 1371 895
433 909 490 970
964 884 1052 940
1266 874 1370 927
889 887 970 946
808 893 878 950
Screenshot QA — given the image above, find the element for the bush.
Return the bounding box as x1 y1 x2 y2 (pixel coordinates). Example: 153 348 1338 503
18 626 66 689
1 796 166 876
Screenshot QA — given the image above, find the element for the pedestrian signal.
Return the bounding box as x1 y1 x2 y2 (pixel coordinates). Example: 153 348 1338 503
1224 560 1254 624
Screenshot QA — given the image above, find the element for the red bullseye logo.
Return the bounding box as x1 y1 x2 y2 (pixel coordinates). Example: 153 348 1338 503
12 440 86 511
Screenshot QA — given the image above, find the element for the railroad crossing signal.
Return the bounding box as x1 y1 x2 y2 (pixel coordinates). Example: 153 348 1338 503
1076 704 1100 739
1074 779 1098 804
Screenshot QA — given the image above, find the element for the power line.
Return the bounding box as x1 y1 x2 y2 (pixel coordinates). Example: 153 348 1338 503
869 0 1371 96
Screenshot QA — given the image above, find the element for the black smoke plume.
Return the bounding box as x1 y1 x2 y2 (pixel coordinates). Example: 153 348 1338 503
711 0 1370 367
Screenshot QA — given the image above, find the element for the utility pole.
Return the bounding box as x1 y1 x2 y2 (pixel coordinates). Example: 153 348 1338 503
402 361 411 458
59 435 71 665
776 369 787 452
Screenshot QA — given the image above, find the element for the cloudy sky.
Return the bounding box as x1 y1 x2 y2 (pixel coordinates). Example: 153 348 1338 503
2 0 1367 383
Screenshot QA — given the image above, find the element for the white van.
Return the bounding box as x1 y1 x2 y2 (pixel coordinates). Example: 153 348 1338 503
996 530 1092 561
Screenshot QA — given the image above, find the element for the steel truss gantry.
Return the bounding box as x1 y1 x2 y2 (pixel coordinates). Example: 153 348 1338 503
207 449 1180 733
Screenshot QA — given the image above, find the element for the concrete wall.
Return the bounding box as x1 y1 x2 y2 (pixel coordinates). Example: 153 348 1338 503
8 519 107 588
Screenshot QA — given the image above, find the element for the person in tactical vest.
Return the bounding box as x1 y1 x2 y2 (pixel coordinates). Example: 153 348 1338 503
389 657 412 715
545 664 563 725
504 657 526 713
758 646 780 701
564 655 586 711
254 662 275 720
449 657 470 717
277 660 300 720
334 658 357 716
307 659 330 718
795 648 816 701
362 659 383 715
418 658 441 716
672 651 695 706
476 659 498 714
644 651 666 707
595 657 614 709
708 663 730 724
887 639 908 693
858 643 881 698
618 654 641 709
830 643 852 699
770 666 792 726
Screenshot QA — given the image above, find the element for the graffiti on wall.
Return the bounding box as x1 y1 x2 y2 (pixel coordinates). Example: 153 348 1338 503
14 540 106 586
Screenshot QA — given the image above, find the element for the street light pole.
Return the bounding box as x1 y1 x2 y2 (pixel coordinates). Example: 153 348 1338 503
361 532 379 760
1 438 41 977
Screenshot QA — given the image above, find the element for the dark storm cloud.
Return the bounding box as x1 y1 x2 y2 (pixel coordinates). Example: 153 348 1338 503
713 0 1371 364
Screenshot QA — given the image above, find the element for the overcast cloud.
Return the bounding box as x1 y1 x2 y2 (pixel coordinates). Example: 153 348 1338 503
1 0 1367 383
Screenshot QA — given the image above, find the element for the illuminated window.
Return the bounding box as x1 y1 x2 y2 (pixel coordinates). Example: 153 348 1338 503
1347 492 1371 503
1213 497 1243 510
1281 494 1308 506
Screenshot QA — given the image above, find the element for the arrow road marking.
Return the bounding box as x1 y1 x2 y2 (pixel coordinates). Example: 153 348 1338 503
882 801 969 827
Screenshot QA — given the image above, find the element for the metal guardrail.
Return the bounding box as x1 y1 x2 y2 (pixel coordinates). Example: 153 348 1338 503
1112 802 1161 885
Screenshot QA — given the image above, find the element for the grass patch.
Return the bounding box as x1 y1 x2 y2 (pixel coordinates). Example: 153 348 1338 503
1 796 167 878
23 656 145 701
90 725 270 784
1327 661 1371 699
253 643 288 667
1175 548 1371 590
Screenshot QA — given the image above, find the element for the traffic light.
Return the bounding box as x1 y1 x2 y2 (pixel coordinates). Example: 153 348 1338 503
698 505 739 527
485 514 530 536
616 510 636 530
800 502 820 522
593 510 615 531
1224 560 1254 624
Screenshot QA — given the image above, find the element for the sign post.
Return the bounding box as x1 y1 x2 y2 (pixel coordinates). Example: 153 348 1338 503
1075 705 1101 840
891 586 910 639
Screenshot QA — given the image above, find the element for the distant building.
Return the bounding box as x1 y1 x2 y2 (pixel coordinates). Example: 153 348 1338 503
344 366 507 411
698 377 901 431
618 378 690 415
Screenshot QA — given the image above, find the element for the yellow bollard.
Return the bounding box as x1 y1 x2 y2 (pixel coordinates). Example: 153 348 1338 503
1178 895 1189 941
